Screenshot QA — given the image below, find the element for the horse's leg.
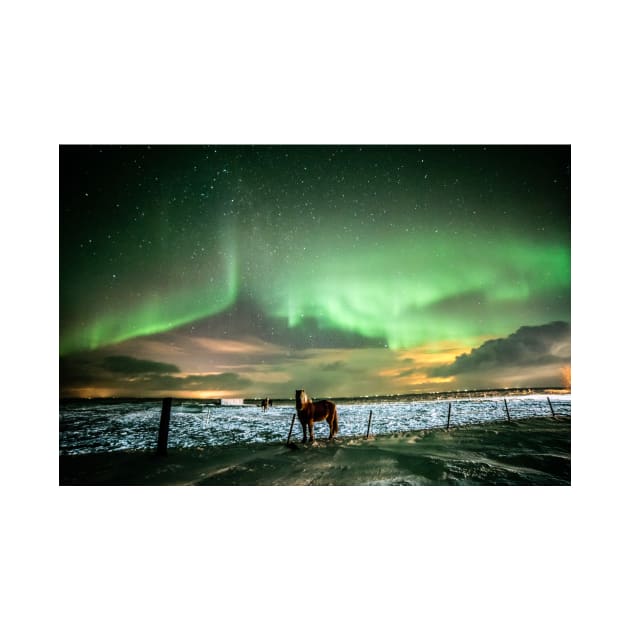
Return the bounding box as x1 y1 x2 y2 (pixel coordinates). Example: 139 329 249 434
308 419 315 442
301 420 307 444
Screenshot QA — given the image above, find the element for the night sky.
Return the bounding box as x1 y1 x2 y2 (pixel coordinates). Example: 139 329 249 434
59 145 570 398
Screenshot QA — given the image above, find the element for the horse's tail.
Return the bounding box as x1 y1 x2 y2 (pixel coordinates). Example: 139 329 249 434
332 404 339 436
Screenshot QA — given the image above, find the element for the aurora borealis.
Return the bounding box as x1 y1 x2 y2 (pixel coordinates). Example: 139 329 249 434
60 145 570 398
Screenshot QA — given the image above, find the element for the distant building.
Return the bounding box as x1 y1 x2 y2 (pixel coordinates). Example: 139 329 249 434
220 398 244 406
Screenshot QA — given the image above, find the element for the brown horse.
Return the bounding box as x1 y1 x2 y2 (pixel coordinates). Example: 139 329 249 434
295 389 338 443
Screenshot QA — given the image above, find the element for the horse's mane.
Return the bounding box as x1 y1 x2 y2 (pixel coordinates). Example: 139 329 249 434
297 389 313 409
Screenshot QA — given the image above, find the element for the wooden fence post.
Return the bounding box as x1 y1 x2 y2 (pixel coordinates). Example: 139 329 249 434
366 410 373 438
157 397 172 455
446 402 452 430
547 396 556 418
286 413 296 445
503 398 511 421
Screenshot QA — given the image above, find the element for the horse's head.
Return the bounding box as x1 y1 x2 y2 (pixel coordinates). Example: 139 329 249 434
295 389 308 410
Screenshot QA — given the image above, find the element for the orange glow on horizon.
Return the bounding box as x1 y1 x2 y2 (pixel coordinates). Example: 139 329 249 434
170 390 238 399
561 364 571 388
62 387 119 398
375 340 470 387
397 337 488 367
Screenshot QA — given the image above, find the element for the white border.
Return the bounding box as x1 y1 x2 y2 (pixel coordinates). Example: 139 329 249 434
5 1 627 628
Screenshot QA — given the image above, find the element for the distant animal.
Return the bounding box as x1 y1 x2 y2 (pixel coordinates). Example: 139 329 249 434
295 389 338 442
261 397 269 412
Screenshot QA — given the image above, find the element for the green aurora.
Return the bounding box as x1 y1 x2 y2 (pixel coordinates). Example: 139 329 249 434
60 145 570 397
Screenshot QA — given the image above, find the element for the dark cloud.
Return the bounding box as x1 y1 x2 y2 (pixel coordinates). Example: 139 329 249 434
148 372 252 391
60 356 102 389
398 368 417 378
176 298 386 350
60 352 250 397
430 321 570 376
102 355 180 375
320 361 347 371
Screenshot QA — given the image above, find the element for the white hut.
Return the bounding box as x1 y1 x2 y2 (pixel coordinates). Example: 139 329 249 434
220 398 244 406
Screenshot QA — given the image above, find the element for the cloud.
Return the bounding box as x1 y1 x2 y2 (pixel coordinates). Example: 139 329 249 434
60 320 571 399
179 298 386 350
319 361 347 371
60 356 102 389
397 368 417 378
148 372 253 391
101 355 180 375
430 321 570 377
60 351 252 398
